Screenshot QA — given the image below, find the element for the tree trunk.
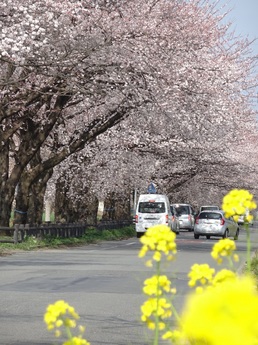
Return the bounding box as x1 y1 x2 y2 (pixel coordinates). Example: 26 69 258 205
0 139 14 226
27 183 45 225
13 140 55 225
102 193 116 220
102 192 131 221
14 180 30 225
55 177 98 224
81 196 98 224
55 179 69 223
27 170 53 225
114 192 131 220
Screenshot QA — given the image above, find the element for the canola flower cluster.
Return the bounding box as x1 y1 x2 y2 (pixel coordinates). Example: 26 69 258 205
141 297 172 331
222 189 256 271
222 189 256 222
211 238 239 265
141 275 177 330
44 300 90 345
143 275 176 296
138 224 177 267
186 240 239 295
188 263 215 289
138 224 178 340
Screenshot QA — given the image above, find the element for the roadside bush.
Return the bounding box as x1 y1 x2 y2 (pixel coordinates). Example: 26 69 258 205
0 225 135 255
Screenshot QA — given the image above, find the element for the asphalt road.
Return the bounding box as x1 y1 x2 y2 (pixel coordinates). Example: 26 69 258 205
1 225 258 345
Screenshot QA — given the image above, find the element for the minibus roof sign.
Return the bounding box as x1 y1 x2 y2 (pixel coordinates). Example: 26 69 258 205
147 182 157 194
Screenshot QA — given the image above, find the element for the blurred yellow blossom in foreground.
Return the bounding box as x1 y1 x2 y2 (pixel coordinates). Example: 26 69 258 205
180 276 258 345
222 189 256 221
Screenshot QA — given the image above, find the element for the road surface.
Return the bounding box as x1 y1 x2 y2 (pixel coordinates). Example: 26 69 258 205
0 225 257 345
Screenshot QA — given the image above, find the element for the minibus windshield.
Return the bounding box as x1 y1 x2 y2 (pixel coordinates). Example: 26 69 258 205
138 202 165 213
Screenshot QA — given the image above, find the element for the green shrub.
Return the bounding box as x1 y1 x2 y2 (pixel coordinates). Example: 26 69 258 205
0 225 135 256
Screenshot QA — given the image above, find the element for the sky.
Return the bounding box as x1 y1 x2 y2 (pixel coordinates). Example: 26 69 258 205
216 0 258 55
214 0 258 108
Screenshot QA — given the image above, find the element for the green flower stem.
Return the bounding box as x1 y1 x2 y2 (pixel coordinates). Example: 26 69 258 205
65 325 73 341
227 256 234 270
170 299 181 324
245 223 251 273
154 261 161 345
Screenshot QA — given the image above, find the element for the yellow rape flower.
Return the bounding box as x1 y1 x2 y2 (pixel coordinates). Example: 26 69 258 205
212 269 236 286
145 259 153 267
141 297 172 329
44 300 89 344
56 319 63 327
55 329 61 338
138 225 177 264
246 214 254 223
222 189 256 219
63 337 90 345
143 275 173 296
180 276 258 345
64 319 77 328
146 320 166 331
153 250 161 262
162 329 184 342
188 263 215 288
44 300 79 331
211 238 237 264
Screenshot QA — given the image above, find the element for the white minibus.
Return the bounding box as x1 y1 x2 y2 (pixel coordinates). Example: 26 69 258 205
135 194 175 238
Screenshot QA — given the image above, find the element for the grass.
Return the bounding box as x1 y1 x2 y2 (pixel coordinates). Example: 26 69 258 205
0 225 136 256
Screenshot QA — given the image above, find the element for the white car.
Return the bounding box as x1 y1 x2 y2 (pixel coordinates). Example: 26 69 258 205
135 194 174 238
171 203 195 231
194 210 239 240
170 205 180 234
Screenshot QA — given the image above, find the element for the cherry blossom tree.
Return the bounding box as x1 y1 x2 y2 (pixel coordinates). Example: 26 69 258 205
0 0 257 225
52 102 258 222
0 0 152 224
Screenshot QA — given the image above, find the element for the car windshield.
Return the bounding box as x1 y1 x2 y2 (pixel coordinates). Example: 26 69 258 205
174 205 189 215
138 202 165 213
201 206 219 211
199 212 222 220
